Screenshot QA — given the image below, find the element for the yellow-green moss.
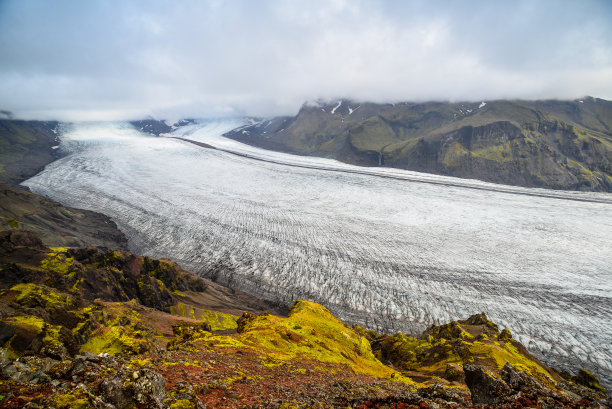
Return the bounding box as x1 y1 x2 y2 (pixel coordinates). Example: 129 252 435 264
40 250 75 276
52 389 90 409
170 399 195 409
170 303 187 317
79 303 157 355
441 142 469 166
170 303 239 331
376 315 554 387
49 247 71 252
567 159 596 182
4 218 19 229
10 283 74 308
3 315 45 333
471 142 513 163
234 300 408 382
199 309 238 331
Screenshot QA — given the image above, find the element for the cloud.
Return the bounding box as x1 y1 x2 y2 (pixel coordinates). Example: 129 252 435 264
0 0 611 120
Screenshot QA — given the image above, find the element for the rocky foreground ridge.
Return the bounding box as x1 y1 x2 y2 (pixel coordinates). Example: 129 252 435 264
226 97 612 192
0 230 608 408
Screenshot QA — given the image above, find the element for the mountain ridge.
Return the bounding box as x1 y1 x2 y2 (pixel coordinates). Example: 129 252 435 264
225 97 612 192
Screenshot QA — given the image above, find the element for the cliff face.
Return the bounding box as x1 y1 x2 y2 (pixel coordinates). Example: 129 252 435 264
226 97 612 191
0 231 607 408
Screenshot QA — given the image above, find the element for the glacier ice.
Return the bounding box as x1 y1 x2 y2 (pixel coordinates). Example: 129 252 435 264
23 119 612 386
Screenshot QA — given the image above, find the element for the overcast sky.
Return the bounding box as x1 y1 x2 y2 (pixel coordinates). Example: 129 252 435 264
0 0 611 120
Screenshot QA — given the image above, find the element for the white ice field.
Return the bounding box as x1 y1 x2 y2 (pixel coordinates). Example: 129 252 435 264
23 120 612 386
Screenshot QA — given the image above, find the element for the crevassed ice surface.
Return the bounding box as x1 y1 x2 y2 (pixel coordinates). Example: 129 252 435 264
23 120 612 386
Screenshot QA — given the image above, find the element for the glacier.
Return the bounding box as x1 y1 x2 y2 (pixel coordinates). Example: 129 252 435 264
22 119 612 386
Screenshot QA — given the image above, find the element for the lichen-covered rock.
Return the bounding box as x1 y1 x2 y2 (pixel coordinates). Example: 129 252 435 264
0 231 208 312
368 311 560 391
99 376 133 409
559 374 609 403
131 369 166 408
464 312 499 332
417 383 467 403
237 311 258 333
574 369 607 393
463 364 511 405
499 362 548 394
498 328 512 341
167 321 211 350
443 363 464 382
1 359 51 384
97 367 166 409
0 346 9 365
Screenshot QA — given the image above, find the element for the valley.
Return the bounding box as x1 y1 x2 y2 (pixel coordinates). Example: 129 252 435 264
21 119 612 388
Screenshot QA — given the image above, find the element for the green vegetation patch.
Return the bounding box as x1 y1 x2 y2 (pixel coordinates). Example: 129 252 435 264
441 142 469 166
40 249 75 276
373 313 554 386
52 388 91 409
234 300 408 381
169 303 238 331
80 302 158 355
471 142 514 163
10 283 75 309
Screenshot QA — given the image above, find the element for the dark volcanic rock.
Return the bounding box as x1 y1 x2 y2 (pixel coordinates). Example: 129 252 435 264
0 184 128 250
130 119 172 136
463 364 511 405
463 362 609 407
0 229 46 253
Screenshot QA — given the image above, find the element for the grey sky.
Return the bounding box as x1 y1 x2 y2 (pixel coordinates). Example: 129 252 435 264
0 0 611 120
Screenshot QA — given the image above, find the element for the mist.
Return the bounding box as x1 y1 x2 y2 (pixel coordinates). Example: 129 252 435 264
0 0 611 121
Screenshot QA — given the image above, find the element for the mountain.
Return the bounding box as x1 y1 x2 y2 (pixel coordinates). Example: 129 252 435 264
225 97 612 191
0 119 59 185
130 118 197 136
0 230 607 408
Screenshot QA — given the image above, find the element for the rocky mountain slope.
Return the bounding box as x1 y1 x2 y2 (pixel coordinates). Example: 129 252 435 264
0 184 128 250
0 119 60 185
0 230 607 408
226 97 612 191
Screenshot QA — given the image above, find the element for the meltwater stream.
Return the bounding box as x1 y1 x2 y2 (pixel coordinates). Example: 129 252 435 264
23 120 612 385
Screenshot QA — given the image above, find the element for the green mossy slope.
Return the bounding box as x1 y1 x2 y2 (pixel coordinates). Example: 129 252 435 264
227 98 612 191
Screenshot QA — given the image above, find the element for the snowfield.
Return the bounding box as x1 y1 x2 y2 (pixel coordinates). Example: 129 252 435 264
23 120 612 386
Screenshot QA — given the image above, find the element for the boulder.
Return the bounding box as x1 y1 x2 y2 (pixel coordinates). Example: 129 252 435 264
463 364 511 405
